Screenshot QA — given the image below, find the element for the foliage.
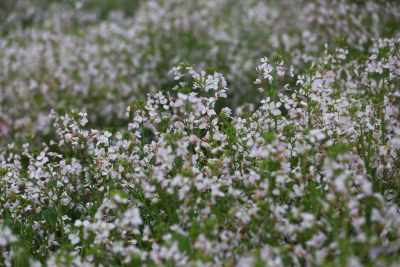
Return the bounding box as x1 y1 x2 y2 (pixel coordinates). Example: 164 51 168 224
0 1 400 266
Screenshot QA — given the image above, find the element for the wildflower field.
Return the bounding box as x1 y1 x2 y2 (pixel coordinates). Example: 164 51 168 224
0 0 400 266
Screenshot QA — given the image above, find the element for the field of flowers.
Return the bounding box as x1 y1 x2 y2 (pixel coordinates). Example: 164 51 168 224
0 0 399 266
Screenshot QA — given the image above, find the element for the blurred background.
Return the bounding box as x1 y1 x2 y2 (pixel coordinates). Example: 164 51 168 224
0 0 398 146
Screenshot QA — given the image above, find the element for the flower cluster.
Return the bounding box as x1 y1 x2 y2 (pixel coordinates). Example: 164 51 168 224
1 33 400 265
1 0 400 266
0 0 399 146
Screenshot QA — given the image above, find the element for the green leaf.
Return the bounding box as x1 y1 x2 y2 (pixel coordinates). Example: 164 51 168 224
42 208 58 226
172 233 192 255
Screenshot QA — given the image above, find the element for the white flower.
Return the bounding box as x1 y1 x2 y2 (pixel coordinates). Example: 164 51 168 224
290 65 294 77
78 112 88 126
68 233 80 245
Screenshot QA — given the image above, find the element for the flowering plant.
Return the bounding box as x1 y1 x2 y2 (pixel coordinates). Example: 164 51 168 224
1 1 400 266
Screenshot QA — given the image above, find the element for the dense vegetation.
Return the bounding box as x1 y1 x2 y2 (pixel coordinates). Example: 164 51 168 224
0 0 399 266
